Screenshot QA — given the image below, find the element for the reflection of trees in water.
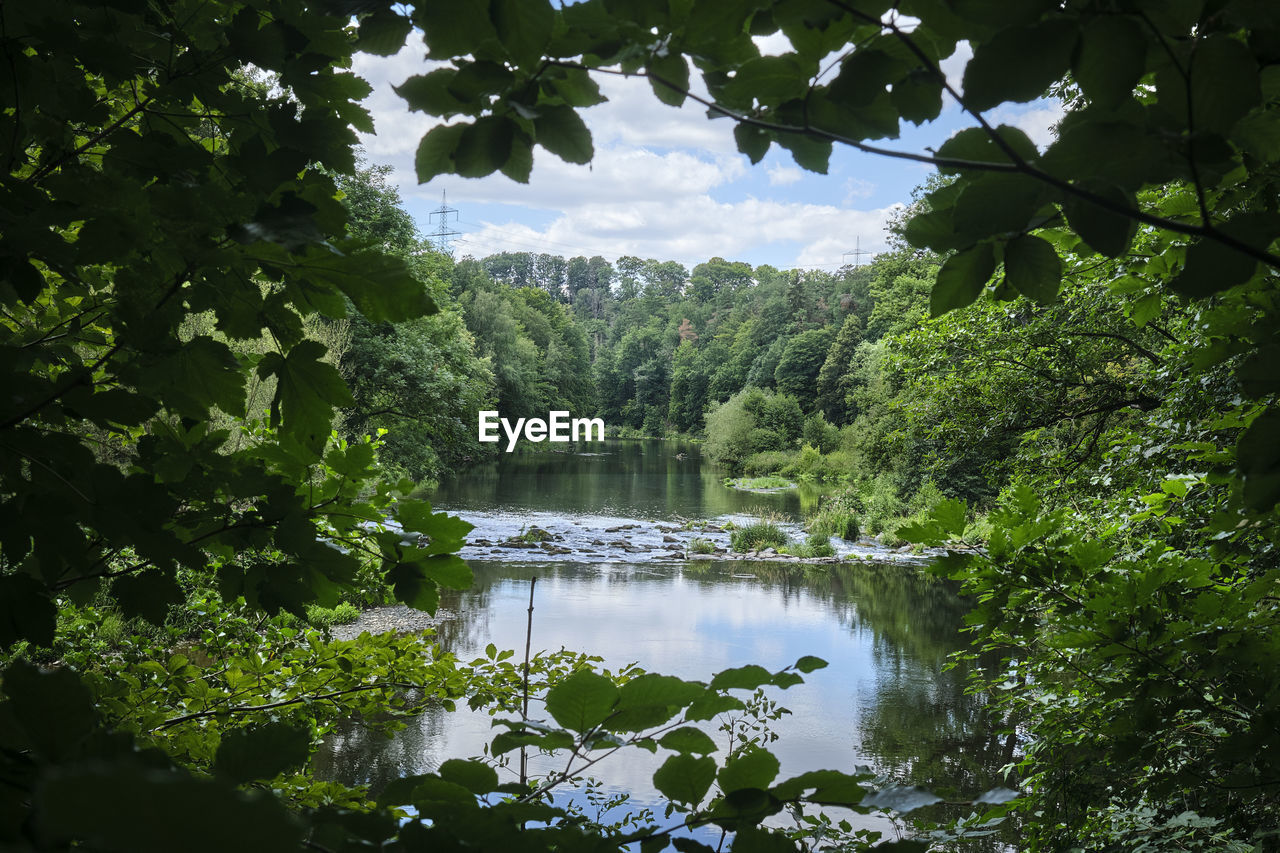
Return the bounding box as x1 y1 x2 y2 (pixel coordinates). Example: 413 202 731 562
726 562 1007 794
316 556 1010 844
433 438 830 520
311 705 453 794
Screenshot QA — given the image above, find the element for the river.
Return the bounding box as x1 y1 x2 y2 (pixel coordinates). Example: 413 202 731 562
312 440 1006 841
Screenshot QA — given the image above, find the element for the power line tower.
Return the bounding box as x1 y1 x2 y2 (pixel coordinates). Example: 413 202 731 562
428 190 460 253
842 236 870 267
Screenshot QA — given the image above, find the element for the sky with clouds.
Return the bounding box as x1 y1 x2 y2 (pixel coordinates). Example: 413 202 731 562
350 35 1063 271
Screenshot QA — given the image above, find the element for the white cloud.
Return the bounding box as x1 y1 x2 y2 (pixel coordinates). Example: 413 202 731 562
767 164 804 186
938 40 972 99
455 197 904 269
348 33 912 269
842 177 875 203
987 100 1065 150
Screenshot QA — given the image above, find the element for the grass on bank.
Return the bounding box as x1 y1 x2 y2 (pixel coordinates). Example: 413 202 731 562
724 475 795 491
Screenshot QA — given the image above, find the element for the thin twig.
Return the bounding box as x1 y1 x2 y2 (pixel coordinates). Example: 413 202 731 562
520 576 537 787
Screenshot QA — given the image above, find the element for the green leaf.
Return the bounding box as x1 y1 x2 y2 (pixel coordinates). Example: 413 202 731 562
935 125 1038 174
395 70 468 117
414 0 501 59
414 123 466 183
891 70 944 124
491 0 554 67
931 498 968 535
395 501 473 547
456 116 516 178
771 769 867 805
355 10 413 56
1238 409 1280 511
930 242 996 317
730 827 795 853
297 248 436 324
1157 35 1261 134
214 722 311 784
0 574 56 649
710 664 773 691
612 673 707 729
534 105 594 165
2 662 96 761
685 692 746 721
37 764 302 853
1040 119 1174 189
1073 15 1146 108
648 53 690 107
413 554 473 590
489 727 576 756
963 16 1079 111
734 124 772 164
1240 345 1280 398
1170 213 1276 298
437 759 499 794
618 673 708 708
112 570 184 625
652 754 716 805
549 67 606 107
144 336 246 419
829 49 906 108
543 669 619 732
1004 235 1062 303
718 748 780 792
659 727 718 755
776 131 831 174
975 786 1020 804
258 340 353 451
501 129 534 183
63 387 160 428
722 55 812 108
952 173 1049 242
793 655 826 673
1062 184 1139 258
387 562 440 613
672 840 717 853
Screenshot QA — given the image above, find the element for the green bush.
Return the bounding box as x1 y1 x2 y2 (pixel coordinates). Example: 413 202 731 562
689 538 716 554
808 490 864 540
859 474 907 534
780 532 836 559
742 451 791 476
730 521 789 552
789 445 824 477
802 414 841 454
305 601 361 629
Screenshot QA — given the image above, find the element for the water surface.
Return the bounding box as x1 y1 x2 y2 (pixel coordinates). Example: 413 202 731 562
314 441 1003 838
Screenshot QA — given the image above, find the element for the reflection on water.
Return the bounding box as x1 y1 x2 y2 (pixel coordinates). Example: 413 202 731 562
433 440 830 520
313 562 1001 821
313 441 1004 841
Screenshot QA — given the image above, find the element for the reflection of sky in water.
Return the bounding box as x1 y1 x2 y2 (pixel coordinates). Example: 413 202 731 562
313 561 977 839
313 441 996 842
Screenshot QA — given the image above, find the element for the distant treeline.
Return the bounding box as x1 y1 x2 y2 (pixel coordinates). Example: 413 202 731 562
340 165 1179 537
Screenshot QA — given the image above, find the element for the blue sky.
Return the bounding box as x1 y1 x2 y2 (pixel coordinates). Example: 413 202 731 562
351 36 1063 271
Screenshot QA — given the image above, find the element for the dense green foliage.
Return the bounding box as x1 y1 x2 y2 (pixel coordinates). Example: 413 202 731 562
335 165 496 482
5 0 1280 850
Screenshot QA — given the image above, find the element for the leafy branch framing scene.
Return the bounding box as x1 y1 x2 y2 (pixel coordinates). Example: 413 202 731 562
2 0 1278 851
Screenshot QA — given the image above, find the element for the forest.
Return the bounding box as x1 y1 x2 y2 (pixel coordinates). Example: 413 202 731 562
2 0 1278 852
